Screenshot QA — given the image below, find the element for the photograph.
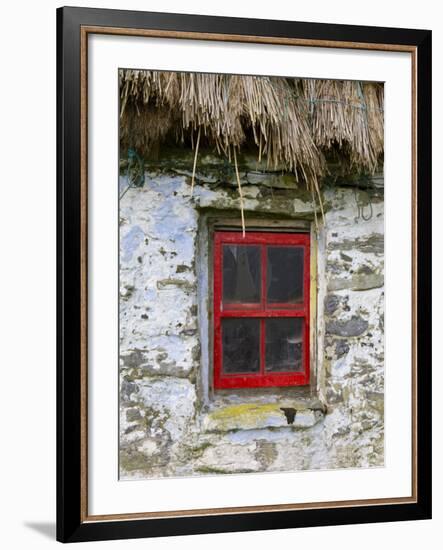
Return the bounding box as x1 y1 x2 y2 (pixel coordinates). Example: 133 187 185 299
118 70 385 479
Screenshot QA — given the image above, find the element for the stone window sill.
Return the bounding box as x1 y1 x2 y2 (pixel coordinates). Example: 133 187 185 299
200 398 326 433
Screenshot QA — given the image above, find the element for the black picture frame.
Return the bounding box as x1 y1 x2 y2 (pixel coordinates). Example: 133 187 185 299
57 6 432 543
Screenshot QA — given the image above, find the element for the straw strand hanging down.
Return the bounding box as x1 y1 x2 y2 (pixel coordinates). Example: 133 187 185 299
190 126 201 197
233 147 246 238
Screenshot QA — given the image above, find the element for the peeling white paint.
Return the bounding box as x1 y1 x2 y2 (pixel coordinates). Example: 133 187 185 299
119 174 384 479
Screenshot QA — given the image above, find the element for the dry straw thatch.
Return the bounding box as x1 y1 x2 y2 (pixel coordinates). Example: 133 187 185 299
119 70 383 228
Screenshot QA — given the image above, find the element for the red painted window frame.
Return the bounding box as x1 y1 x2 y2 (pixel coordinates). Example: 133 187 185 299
213 231 310 390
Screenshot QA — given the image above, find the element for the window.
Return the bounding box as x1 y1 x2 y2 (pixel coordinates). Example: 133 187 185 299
213 231 310 389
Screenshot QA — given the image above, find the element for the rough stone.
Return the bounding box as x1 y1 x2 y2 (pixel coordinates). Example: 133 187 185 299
326 315 369 337
255 440 278 469
335 339 350 357
324 294 341 315
126 408 142 422
120 379 138 402
202 403 324 432
119 174 384 479
328 234 384 254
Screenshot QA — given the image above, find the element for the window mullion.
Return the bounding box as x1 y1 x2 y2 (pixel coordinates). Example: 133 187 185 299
261 244 267 376
261 243 267 310
260 318 265 375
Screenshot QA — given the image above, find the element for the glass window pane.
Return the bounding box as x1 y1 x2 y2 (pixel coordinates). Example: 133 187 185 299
223 245 261 306
222 318 260 374
267 246 304 305
265 318 304 372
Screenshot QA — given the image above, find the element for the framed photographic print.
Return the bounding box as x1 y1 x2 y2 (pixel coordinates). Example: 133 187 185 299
56 6 432 543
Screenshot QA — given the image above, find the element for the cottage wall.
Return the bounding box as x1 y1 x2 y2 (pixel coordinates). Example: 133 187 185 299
119 161 384 478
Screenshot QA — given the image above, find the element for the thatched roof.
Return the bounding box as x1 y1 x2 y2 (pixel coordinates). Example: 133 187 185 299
119 69 383 225
120 68 383 177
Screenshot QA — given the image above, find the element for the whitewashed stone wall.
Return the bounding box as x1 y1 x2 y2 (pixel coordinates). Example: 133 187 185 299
119 167 384 479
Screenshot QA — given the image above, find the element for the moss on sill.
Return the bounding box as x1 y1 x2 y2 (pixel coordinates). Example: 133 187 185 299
201 400 325 433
